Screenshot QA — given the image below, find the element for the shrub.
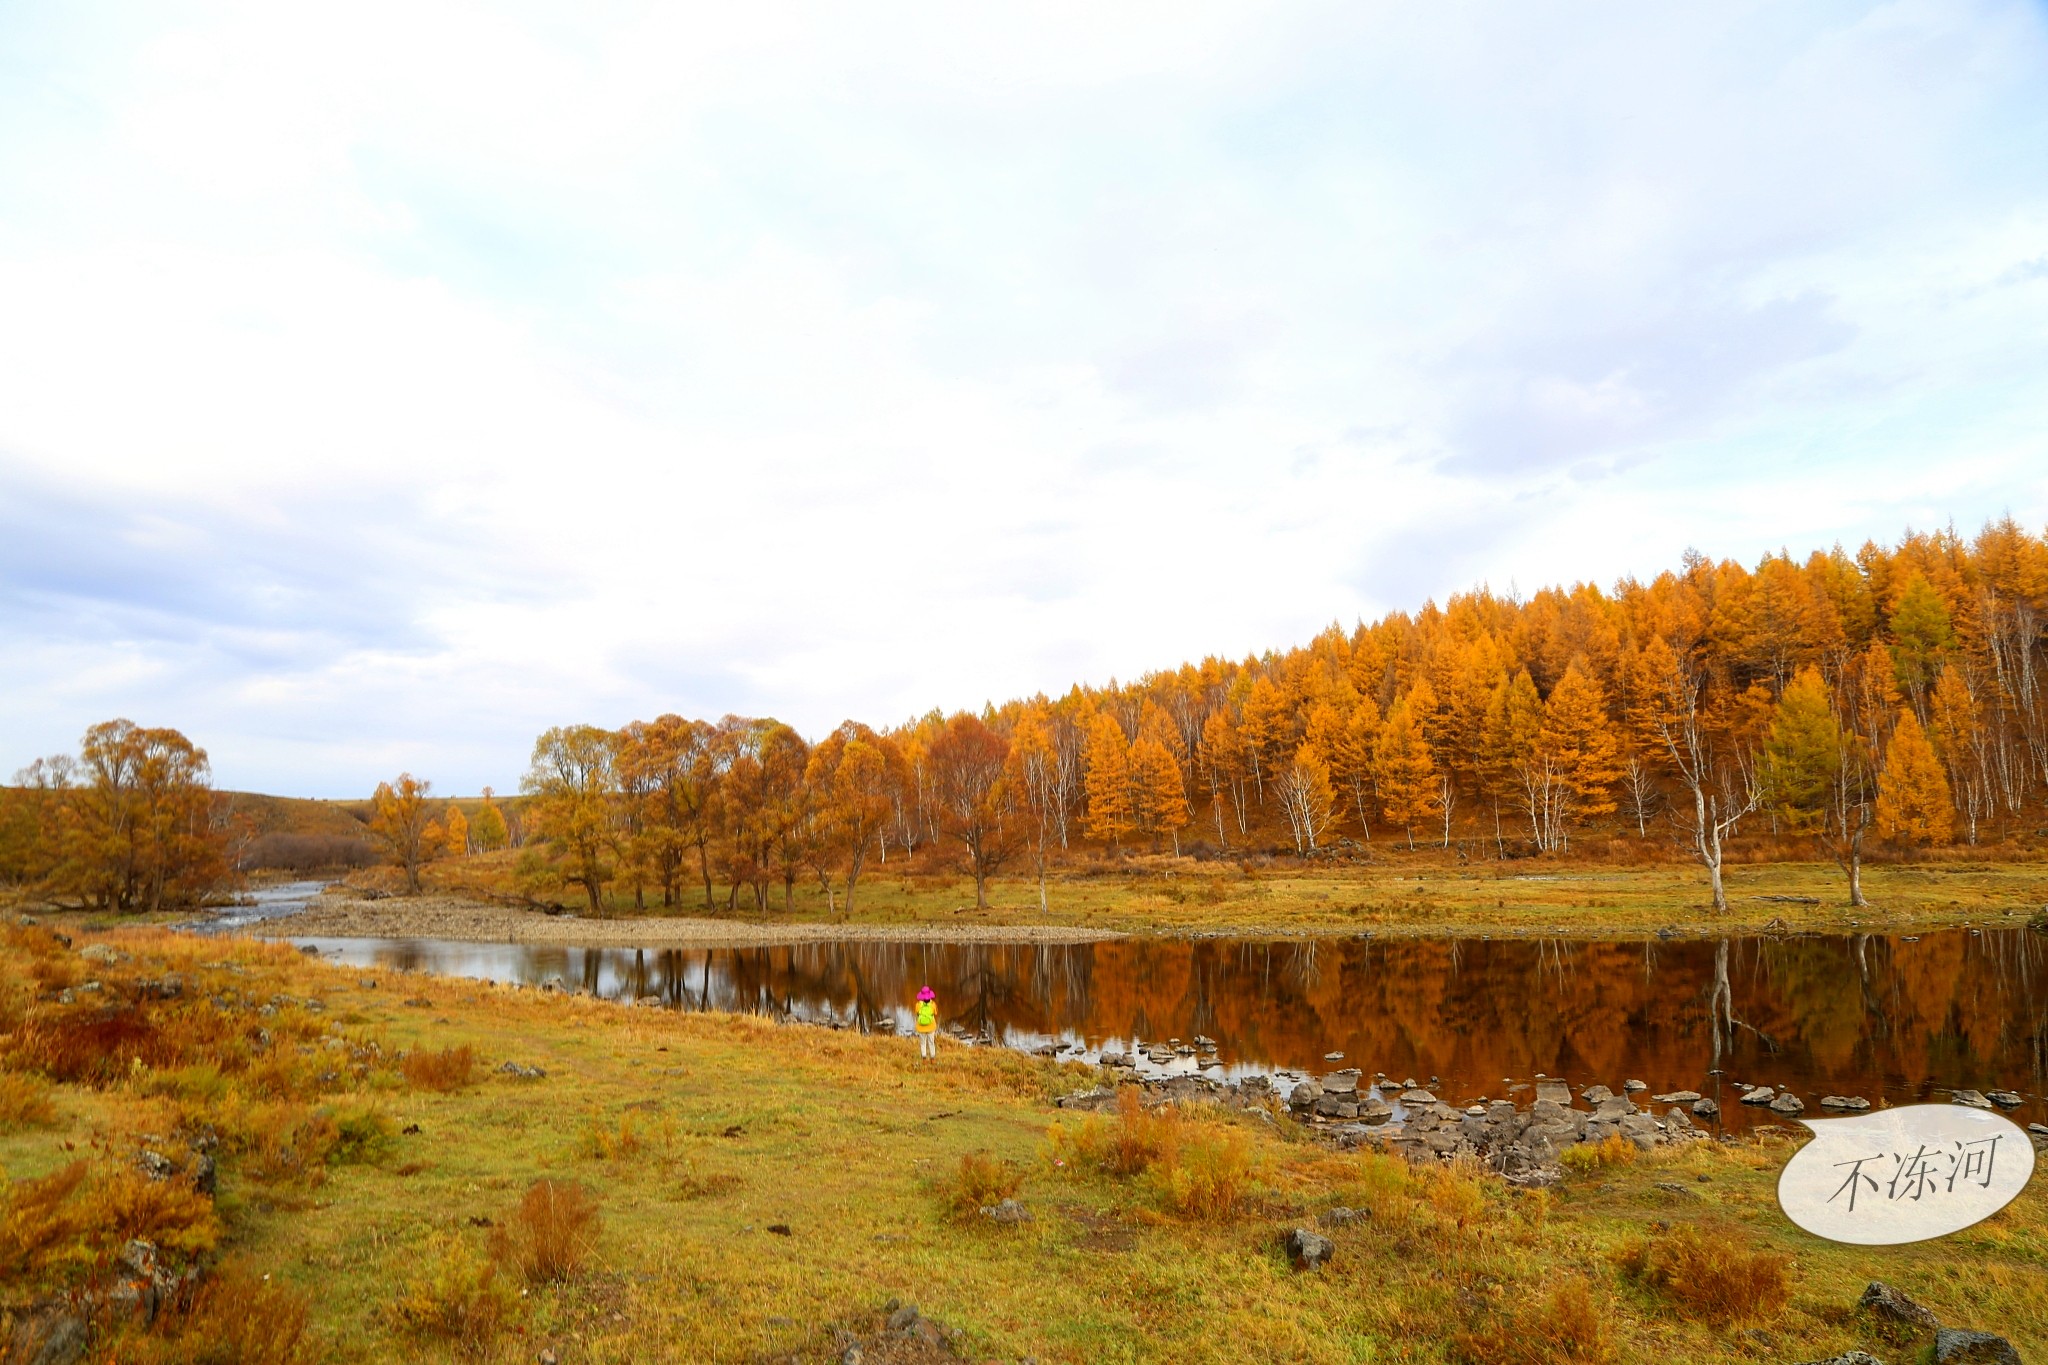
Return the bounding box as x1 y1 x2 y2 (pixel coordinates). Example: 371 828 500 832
489 1179 601 1285
101 1261 316 1365
949 1151 1025 1214
329 1104 398 1166
1150 1124 1255 1220
1456 1276 1615 1364
0 1072 58 1131
391 1235 515 1359
1046 1087 1180 1176
0 1160 220 1289
400 1045 476 1092
1419 1162 1489 1232
1561 1134 1637 1172
1614 1223 1792 1324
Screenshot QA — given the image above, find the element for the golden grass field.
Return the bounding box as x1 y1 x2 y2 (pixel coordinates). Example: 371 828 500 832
3 921 2043 1363
399 850 2048 942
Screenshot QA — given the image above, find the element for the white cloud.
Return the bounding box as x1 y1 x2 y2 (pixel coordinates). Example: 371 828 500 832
2 1 2046 794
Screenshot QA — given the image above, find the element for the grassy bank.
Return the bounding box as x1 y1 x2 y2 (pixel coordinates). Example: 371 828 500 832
3 921 2044 1362
368 854 2048 942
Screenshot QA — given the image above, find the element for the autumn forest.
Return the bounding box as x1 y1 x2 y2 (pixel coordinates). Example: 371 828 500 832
7 519 2047 919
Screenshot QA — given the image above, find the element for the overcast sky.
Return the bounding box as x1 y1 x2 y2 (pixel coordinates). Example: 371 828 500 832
3 1 2046 797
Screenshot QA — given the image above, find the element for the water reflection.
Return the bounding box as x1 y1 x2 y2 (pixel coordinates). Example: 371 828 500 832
294 928 2048 1128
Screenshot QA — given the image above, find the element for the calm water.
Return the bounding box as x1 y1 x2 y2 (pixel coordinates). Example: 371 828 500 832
289 926 2048 1130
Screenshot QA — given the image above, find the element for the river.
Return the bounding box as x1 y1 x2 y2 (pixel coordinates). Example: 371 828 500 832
277 918 2047 1132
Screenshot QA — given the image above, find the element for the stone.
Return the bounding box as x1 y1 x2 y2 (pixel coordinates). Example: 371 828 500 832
80 944 126 965
1693 1097 1720 1117
1290 1081 1323 1107
1623 1079 1647 1092
1933 1328 2021 1365
190 1152 217 1196
1321 1069 1360 1094
1858 1281 1940 1337
1399 1089 1437 1105
1317 1206 1366 1227
1535 1081 1572 1106
885 1303 920 1332
1795 1354 1887 1365
1653 1090 1701 1104
1986 1091 2023 1108
1740 1086 1775 1105
840 1348 863 1365
497 1061 546 1079
1581 1084 1614 1104
137 1149 176 1181
979 1198 1032 1224
1950 1090 1994 1110
1769 1092 1806 1115
1284 1227 1335 1270
1821 1095 1872 1110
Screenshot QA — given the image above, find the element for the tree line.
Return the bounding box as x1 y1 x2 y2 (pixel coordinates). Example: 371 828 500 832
7 519 2045 913
499 519 2048 914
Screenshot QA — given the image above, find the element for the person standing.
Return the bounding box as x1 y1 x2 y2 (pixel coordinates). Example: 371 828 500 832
914 985 938 1061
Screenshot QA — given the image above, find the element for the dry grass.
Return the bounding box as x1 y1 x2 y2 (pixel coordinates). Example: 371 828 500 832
0 1070 58 1130
390 1234 516 1360
1457 1276 1616 1364
1561 1133 1638 1171
1046 1088 1262 1220
0 1160 221 1288
102 1261 317 1365
949 1150 1025 1214
489 1178 602 1285
398 1043 477 1092
1615 1223 1794 1324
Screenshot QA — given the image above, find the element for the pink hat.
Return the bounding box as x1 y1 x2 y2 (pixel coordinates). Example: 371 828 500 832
917 986 935 1001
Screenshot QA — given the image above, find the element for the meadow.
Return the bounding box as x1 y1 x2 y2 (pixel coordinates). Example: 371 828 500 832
3 918 2044 1363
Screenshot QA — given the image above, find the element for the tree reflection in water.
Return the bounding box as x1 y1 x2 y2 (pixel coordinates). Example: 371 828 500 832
317 927 2046 1130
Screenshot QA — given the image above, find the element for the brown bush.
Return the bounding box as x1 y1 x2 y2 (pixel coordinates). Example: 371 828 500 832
489 1179 601 1285
0 1071 59 1130
1614 1223 1793 1324
400 1044 477 1092
102 1261 316 1365
1456 1276 1615 1364
949 1151 1025 1214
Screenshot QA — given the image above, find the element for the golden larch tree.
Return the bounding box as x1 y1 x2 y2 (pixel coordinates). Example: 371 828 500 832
1876 709 1954 847
1374 695 1438 849
1083 712 1135 847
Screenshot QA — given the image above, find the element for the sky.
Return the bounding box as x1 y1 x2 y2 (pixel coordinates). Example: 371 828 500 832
3 1 2047 797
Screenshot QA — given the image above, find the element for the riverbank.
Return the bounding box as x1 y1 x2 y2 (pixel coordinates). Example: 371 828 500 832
224 858 2048 946
3 919 2041 1362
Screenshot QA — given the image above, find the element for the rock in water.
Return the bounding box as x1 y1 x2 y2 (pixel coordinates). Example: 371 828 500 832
1950 1090 1994 1110
1284 1227 1335 1270
1933 1328 2021 1365
1858 1281 1940 1337
1769 1092 1806 1115
1820 1095 1871 1110
1985 1090 2022 1108
1692 1097 1720 1117
1740 1086 1775 1105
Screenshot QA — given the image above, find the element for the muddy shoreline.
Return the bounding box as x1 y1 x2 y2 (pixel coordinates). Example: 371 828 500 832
253 886 1124 946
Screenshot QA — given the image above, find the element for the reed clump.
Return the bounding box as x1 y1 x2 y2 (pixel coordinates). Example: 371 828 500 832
1613 1223 1793 1324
